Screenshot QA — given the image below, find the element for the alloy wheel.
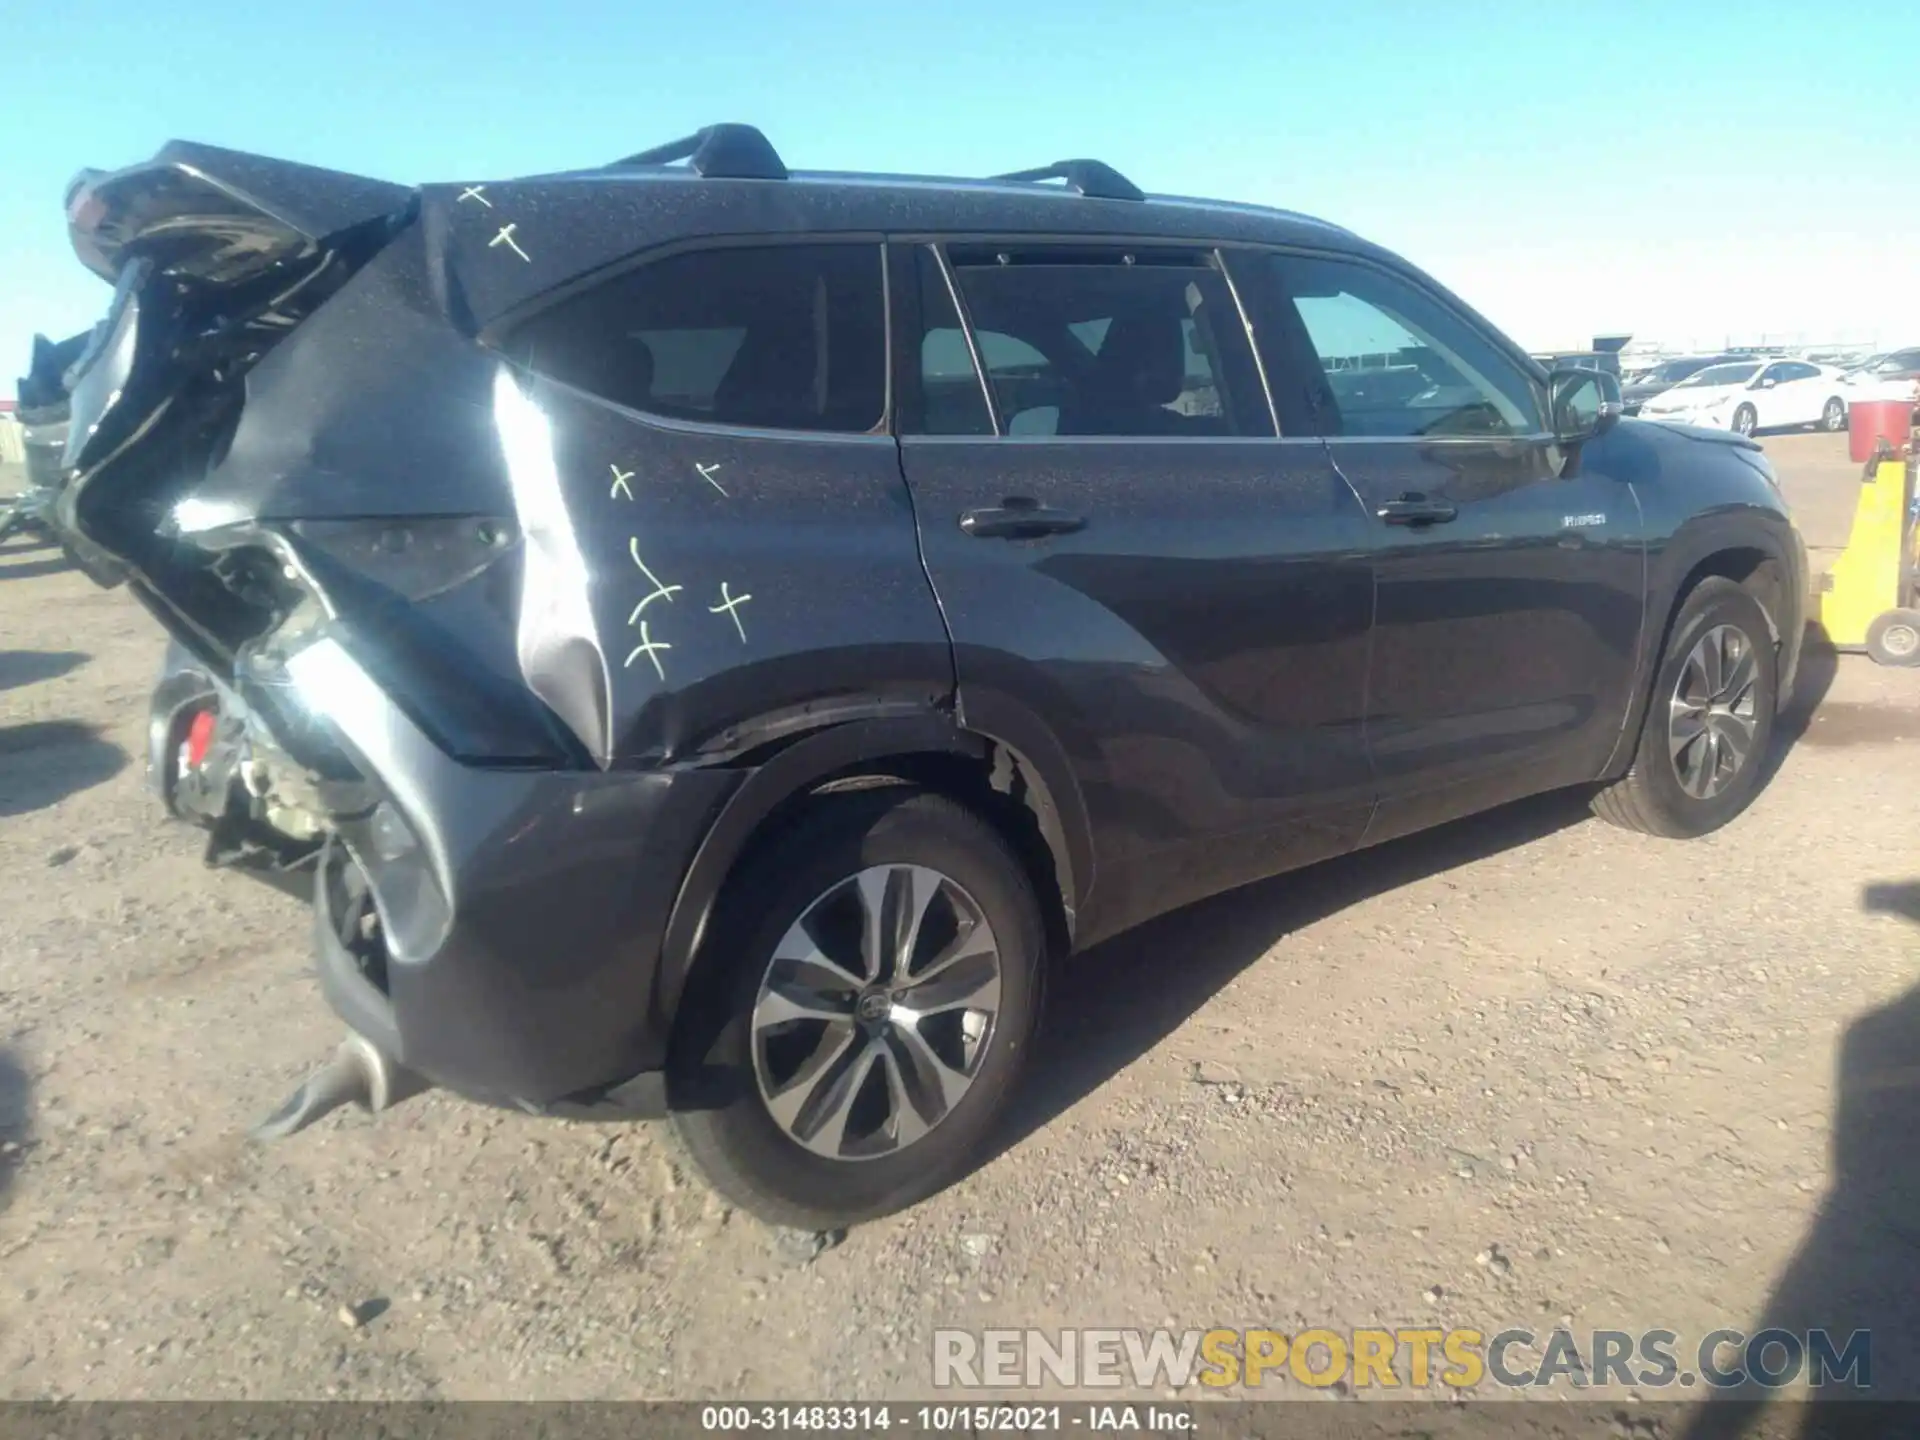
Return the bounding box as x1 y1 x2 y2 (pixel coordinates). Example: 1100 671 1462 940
1668 623 1761 800
1880 619 1919 661
750 864 1002 1161
1733 406 1756 436
1823 398 1846 431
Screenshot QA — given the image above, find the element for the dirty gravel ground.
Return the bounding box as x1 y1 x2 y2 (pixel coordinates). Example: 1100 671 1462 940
0 436 1916 1405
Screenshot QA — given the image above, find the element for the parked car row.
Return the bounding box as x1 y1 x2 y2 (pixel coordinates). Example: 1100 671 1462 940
1638 358 1851 436
1839 347 1920 408
1 330 90 542
1620 354 1746 415
1618 348 1920 436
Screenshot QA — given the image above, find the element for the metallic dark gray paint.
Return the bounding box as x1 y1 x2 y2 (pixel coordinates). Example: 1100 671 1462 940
523 378 956 766
1328 432 1647 846
66 143 1806 1116
293 637 740 1100
195 225 512 525
1599 421 1807 777
900 434 1378 947
65 141 412 284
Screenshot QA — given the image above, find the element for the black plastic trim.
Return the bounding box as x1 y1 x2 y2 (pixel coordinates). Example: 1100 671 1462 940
653 715 985 1022
614 123 788 181
994 160 1145 203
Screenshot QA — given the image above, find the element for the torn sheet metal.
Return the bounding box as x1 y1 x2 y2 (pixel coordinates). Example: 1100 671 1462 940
494 366 614 766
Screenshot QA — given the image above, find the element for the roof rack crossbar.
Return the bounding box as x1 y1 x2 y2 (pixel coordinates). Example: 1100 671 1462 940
614 123 788 181
993 159 1144 203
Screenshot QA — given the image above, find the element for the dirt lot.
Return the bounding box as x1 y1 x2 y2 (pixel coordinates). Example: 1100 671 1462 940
0 433 1916 1405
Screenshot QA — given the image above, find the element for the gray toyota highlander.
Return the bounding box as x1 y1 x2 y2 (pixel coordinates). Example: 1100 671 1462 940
49 124 1806 1227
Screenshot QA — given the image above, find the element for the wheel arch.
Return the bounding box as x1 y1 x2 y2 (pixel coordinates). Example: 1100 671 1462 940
654 710 1090 1026
1601 519 1799 780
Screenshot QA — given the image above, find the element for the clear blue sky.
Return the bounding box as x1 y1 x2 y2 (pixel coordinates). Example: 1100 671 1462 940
5 0 1917 377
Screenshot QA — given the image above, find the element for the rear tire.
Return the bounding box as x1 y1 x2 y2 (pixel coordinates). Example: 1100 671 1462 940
668 788 1045 1230
1592 577 1778 838
1821 396 1848 432
1732 403 1758 436
1865 609 1920 667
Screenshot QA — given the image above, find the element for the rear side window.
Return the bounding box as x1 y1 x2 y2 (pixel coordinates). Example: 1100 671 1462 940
511 243 887 433
915 245 1272 438
1257 254 1545 439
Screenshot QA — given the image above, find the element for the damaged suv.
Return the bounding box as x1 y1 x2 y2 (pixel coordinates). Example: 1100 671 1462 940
54 125 1806 1227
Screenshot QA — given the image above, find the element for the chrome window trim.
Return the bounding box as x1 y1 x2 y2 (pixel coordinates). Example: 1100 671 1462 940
532 370 896 446
924 242 1001 435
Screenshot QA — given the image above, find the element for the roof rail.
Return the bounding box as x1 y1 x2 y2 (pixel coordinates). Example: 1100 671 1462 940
994 159 1144 203
614 123 788 181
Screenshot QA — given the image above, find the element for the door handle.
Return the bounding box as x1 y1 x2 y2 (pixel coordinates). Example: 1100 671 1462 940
1375 495 1458 526
959 497 1087 539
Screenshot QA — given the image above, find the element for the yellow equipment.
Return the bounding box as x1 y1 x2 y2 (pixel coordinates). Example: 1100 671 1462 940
1819 443 1920 666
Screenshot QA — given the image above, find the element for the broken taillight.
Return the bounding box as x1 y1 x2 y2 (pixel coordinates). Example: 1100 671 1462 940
183 708 218 770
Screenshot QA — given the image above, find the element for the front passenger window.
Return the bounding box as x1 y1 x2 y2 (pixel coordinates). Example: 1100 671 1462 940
1261 255 1545 440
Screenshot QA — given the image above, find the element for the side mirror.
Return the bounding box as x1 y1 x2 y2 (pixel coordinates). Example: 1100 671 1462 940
1548 367 1622 443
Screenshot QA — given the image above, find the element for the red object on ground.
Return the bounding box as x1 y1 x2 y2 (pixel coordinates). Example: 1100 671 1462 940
1849 397 1915 463
183 709 218 770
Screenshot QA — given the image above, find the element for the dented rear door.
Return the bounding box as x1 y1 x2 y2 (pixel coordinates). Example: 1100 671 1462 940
498 237 954 767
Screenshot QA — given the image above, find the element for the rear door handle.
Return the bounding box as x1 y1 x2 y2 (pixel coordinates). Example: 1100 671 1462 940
960 498 1086 539
1375 496 1458 526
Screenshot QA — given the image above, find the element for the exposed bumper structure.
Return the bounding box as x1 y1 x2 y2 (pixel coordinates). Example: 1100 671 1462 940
287 638 741 1111
252 1031 430 1141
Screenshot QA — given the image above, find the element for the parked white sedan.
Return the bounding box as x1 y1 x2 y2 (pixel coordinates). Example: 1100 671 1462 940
1639 358 1850 436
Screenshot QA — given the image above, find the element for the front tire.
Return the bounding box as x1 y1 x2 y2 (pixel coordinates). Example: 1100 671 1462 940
1592 577 1778 838
1866 609 1920 667
1820 396 1847 432
1732 403 1758 437
668 788 1045 1229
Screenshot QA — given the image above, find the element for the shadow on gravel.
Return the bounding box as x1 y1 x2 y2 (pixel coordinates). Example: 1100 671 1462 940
0 719 128 817
1681 885 1920 1439
1760 624 1841 778
0 649 88 693
1000 785 1594 1157
1861 882 1920 926
0 549 76 581
0 1048 29 1212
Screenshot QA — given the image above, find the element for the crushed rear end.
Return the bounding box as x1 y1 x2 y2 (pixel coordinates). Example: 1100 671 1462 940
54 142 738 1124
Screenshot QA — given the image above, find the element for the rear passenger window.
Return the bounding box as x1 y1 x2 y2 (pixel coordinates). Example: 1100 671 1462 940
1259 254 1544 439
511 243 887 433
915 246 1271 438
